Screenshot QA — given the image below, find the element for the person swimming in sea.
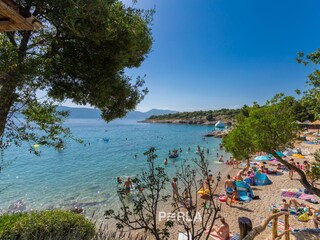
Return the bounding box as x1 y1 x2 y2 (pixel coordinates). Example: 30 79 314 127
117 177 122 184
164 158 168 165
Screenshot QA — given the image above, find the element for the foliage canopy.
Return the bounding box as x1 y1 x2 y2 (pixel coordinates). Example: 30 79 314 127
0 0 153 151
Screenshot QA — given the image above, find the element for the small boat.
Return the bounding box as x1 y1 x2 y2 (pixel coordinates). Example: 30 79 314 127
169 154 179 159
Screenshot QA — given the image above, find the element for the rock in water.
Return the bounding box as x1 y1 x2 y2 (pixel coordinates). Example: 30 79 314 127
8 200 26 213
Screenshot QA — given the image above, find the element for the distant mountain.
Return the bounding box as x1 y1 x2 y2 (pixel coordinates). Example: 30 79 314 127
58 106 101 119
126 108 178 119
57 106 177 119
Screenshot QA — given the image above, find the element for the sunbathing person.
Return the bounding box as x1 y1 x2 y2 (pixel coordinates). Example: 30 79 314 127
289 199 317 215
313 210 320 228
281 199 290 211
209 216 230 240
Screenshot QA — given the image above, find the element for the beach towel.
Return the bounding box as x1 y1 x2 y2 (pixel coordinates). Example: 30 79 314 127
299 193 317 201
207 231 233 240
280 190 319 203
204 228 233 240
281 188 301 193
281 191 302 198
270 204 298 215
268 220 295 233
262 218 295 233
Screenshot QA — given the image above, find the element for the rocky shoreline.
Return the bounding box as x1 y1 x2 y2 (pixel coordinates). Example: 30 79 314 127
204 128 232 138
140 119 233 137
139 119 230 126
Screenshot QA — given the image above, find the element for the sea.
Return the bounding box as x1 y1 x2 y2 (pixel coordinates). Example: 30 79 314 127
0 119 228 219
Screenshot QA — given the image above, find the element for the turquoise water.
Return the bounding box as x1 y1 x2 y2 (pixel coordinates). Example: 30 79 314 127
0 119 227 218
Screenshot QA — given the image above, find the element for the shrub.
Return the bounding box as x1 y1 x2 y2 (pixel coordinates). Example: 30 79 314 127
314 149 320 162
0 210 95 240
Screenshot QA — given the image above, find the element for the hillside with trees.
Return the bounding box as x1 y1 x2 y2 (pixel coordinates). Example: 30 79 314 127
143 108 240 125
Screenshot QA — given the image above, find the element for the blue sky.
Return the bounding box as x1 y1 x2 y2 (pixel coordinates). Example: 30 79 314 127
68 0 320 112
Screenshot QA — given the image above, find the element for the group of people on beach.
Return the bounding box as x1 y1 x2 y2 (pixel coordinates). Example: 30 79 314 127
171 174 231 239
288 158 310 180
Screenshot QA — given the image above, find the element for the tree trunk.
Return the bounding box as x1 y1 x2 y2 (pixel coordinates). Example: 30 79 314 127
0 72 17 141
242 212 288 240
272 150 320 197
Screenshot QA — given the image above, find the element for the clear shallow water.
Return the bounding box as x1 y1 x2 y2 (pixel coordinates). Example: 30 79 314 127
0 119 227 218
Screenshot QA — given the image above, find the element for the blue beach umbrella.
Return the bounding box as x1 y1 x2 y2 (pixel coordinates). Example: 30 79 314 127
254 155 271 161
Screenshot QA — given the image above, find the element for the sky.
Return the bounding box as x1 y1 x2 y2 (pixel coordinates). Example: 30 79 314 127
66 0 320 112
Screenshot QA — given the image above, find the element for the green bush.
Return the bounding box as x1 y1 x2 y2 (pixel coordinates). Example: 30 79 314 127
0 210 95 240
314 149 320 162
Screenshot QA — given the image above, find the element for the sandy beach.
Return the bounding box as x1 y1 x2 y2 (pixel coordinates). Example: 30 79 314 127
210 142 320 240
157 142 320 240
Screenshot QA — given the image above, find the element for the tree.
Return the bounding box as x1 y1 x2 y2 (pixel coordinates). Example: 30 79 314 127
105 149 223 240
296 50 320 120
173 153 221 240
0 0 153 152
223 98 320 197
306 149 320 184
105 148 173 240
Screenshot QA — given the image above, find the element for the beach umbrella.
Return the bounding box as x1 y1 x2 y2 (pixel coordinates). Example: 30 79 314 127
292 154 305 159
311 120 320 126
254 156 271 161
302 120 312 125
